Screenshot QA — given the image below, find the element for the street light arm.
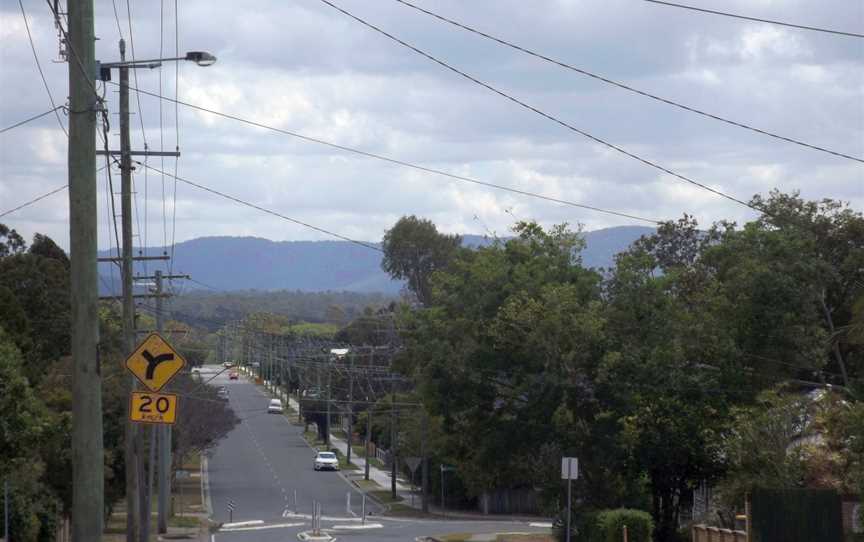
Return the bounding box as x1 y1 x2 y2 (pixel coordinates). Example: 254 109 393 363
97 51 216 80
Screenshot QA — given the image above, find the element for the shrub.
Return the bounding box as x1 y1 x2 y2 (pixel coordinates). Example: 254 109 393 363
555 508 652 542
553 509 599 542
595 508 654 542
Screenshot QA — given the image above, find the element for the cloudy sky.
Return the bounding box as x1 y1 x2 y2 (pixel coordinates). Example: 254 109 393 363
1 0 862 251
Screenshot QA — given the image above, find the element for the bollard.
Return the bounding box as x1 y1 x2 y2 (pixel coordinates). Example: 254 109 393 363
623 524 628 542
347 491 351 515
362 494 367 525
294 489 298 514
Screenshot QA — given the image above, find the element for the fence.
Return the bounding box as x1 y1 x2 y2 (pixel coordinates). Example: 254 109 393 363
479 488 540 515
691 525 746 542
750 488 843 542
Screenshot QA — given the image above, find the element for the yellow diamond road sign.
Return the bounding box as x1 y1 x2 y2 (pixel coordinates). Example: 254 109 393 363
125 332 186 392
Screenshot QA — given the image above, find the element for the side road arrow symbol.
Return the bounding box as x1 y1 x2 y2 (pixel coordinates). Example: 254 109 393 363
142 350 175 380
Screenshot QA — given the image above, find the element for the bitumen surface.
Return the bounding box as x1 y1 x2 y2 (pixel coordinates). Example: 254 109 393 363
203 368 551 541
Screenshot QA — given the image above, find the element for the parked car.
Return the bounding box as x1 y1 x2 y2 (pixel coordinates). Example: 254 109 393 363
229 371 239 380
313 451 339 471
267 399 283 414
217 386 229 399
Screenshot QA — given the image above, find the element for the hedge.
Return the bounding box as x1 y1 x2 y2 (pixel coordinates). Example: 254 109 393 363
555 508 653 542
596 508 654 542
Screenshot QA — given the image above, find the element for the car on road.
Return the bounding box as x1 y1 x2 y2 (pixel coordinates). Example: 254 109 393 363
267 399 283 414
313 451 339 471
223 361 233 368
229 371 239 380
191 366 201 374
217 386 229 399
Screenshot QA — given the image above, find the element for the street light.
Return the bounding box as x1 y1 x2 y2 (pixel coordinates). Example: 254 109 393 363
97 43 217 81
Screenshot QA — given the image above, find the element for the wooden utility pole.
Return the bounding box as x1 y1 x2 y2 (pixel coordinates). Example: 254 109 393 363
365 409 372 481
156 270 170 534
325 361 332 446
390 381 397 500
118 40 141 542
421 411 429 513
68 0 104 537
346 356 354 464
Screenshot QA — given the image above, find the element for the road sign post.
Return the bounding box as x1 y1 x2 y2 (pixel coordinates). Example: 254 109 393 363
405 457 421 507
561 457 578 542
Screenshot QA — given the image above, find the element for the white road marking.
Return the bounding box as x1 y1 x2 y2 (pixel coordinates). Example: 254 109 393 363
220 521 305 532
222 520 265 528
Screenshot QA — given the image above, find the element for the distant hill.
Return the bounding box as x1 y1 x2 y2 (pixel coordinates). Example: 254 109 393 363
97 226 653 294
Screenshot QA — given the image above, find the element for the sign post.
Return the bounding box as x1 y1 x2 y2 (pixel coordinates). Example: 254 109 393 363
405 456 422 506
561 457 578 542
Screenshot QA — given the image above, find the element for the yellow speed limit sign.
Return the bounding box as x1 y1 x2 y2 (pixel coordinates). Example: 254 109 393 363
129 391 178 425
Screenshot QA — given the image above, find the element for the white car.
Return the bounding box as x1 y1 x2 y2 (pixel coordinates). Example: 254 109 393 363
313 451 339 471
267 399 283 414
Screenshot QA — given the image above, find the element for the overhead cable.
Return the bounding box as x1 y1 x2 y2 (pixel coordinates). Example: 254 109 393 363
394 0 863 164
136 161 385 252
644 0 864 39
0 106 65 134
0 184 68 219
316 0 764 215
109 82 662 225
18 0 67 136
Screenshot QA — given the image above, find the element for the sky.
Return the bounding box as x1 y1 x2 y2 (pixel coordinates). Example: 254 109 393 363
1 0 862 251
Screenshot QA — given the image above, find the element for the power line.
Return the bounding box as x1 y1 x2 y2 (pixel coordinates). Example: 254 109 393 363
109 82 662 224
644 0 864 39
316 0 764 215
18 0 67 136
393 0 863 164
0 184 68 219
0 106 64 134
110 0 125 40
136 161 385 252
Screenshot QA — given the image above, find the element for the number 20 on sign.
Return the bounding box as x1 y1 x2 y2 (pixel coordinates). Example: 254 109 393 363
129 391 178 425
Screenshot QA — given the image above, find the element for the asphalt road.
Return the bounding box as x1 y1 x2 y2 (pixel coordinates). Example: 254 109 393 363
206 370 372 523
204 367 551 541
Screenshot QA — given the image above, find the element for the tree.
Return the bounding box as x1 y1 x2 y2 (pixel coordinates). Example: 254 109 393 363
0 232 71 384
0 329 62 541
0 223 26 257
400 222 612 510
381 215 462 305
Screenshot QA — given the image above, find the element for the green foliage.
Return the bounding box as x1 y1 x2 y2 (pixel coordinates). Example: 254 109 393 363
0 328 63 541
381 215 462 305
170 289 395 331
387 193 863 540
595 509 654 542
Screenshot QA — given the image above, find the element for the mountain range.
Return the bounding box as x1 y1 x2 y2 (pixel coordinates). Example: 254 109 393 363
98 226 653 294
